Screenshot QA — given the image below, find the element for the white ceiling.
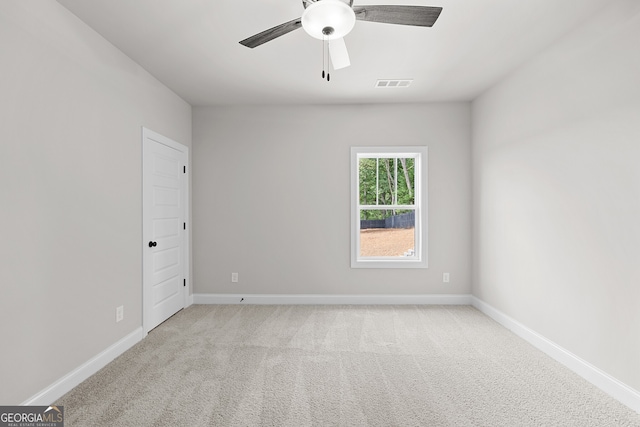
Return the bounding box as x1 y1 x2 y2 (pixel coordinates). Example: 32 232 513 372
57 0 609 106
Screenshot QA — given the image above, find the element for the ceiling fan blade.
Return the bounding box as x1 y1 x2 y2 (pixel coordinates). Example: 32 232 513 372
353 5 442 27
239 18 302 48
329 37 350 70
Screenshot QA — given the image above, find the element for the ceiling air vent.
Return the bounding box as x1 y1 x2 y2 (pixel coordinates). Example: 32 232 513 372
375 79 413 88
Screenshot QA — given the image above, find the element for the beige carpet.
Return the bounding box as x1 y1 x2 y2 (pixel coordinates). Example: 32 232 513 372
57 305 640 426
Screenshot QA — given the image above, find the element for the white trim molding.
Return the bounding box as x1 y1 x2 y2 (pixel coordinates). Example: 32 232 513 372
21 328 144 406
471 297 640 414
350 146 428 269
193 293 472 305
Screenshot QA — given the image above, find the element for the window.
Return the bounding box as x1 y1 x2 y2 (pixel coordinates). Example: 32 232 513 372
351 146 428 268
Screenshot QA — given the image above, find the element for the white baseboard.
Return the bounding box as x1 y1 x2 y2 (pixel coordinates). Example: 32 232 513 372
471 297 640 414
21 327 144 406
192 293 472 305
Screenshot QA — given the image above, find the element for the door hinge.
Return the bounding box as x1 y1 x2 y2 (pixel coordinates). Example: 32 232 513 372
183 279 186 287
183 166 186 173
183 222 186 230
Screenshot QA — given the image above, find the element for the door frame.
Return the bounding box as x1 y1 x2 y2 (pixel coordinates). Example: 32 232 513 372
142 127 190 336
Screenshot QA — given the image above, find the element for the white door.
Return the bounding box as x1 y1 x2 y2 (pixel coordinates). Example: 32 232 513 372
142 128 188 333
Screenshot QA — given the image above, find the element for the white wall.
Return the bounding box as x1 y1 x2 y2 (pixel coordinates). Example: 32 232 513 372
0 1 192 404
472 0 640 393
193 103 471 296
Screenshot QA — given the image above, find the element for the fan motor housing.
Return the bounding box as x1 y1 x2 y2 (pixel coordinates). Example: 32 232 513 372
303 0 354 9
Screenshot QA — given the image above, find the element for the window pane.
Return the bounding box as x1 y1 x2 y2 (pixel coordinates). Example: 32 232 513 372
376 158 395 205
359 209 415 257
358 158 377 205
359 157 415 206
397 157 415 205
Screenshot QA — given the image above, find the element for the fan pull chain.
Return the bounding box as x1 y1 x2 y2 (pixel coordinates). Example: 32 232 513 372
322 37 325 79
326 39 330 82
320 36 330 82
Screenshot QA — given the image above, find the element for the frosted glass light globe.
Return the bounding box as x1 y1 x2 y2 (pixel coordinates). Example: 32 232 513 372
301 0 356 40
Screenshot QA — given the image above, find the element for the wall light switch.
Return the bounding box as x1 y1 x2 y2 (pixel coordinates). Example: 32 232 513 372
231 272 238 283
116 305 124 323
443 273 450 283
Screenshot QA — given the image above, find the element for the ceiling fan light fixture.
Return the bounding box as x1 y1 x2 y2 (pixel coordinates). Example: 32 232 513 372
301 0 356 40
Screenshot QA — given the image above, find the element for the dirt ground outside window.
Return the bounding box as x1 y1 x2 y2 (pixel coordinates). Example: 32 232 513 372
359 228 415 257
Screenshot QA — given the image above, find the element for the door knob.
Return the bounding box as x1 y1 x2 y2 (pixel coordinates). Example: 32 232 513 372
148 241 157 247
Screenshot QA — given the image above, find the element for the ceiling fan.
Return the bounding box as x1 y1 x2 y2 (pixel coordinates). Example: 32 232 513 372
239 0 442 74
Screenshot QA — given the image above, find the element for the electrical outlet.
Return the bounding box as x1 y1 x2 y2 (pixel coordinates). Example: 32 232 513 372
443 273 450 283
231 272 238 283
116 305 124 323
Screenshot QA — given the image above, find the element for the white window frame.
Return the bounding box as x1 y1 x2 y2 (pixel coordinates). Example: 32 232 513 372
351 146 428 269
